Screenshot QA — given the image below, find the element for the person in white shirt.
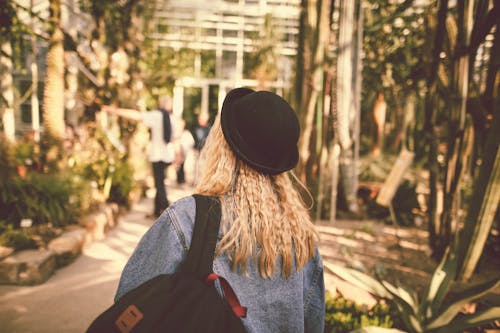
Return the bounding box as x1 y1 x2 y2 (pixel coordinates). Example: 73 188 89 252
102 95 178 217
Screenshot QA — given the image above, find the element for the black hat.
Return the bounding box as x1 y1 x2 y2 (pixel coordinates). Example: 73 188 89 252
220 87 300 175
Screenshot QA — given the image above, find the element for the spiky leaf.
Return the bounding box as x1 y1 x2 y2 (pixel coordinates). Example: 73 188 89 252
426 278 500 329
432 307 500 333
326 262 390 298
396 282 418 313
381 280 423 332
418 247 457 318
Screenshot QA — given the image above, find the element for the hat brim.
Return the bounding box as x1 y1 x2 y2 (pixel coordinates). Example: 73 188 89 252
221 88 299 175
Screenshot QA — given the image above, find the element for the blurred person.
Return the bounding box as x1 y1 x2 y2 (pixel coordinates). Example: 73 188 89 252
114 88 325 333
174 118 194 185
194 112 211 151
192 112 211 184
102 95 178 217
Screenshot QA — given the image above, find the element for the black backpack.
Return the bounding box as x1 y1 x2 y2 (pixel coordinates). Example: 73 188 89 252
86 195 247 333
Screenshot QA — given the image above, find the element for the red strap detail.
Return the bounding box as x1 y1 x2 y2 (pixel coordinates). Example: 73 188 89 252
206 273 247 318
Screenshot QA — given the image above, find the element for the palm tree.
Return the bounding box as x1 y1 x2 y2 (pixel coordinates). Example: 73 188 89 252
42 0 65 141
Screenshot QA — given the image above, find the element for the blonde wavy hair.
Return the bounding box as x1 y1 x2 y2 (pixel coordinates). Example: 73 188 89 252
195 115 318 278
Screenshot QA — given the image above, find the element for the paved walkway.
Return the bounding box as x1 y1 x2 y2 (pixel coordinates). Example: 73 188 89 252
0 183 193 333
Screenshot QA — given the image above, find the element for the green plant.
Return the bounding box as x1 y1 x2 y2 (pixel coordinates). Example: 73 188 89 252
330 248 500 333
109 158 134 208
324 293 395 333
0 172 88 228
69 125 136 206
0 222 37 251
0 134 17 179
14 139 35 165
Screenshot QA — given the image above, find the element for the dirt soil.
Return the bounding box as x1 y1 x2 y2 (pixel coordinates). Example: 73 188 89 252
317 219 500 309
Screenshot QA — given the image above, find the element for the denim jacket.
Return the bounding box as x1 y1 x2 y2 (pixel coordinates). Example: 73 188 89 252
115 196 325 333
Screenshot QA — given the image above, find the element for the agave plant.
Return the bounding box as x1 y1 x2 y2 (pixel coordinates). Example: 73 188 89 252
327 247 500 333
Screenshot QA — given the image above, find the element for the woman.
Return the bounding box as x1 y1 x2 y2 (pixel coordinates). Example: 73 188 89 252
115 88 325 332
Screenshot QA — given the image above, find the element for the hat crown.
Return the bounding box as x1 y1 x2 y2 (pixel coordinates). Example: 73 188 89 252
221 88 300 175
233 92 298 156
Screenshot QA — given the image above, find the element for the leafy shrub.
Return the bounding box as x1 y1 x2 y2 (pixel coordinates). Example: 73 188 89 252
109 158 134 208
0 135 17 179
69 125 136 206
324 293 395 333
0 172 88 228
14 138 35 165
0 222 37 251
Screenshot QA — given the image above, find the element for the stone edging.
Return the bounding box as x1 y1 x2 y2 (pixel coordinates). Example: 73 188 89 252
0 203 120 285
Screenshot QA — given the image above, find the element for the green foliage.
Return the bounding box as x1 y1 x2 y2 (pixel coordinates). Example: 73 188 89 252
324 293 395 333
109 158 134 208
78 0 145 50
360 0 429 156
243 13 279 82
0 134 17 179
40 133 66 171
362 0 427 99
69 125 136 207
14 137 35 165
0 172 86 228
0 222 37 251
0 0 37 71
359 155 396 182
329 251 500 333
140 46 214 106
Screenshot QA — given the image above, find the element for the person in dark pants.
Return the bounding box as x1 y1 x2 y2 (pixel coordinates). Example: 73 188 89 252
151 161 169 216
174 119 194 185
102 95 178 217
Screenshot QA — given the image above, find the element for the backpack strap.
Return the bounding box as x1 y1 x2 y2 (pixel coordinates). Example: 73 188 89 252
184 194 248 318
182 194 222 278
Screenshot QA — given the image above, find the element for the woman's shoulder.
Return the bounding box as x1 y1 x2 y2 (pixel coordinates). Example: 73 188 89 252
160 195 197 233
161 195 220 246
168 195 196 212
163 196 196 225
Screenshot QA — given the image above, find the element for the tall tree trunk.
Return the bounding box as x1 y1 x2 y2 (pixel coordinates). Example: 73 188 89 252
43 0 65 141
335 0 361 214
424 0 448 257
482 11 499 113
390 88 405 152
372 92 387 157
295 0 308 111
296 0 330 186
30 48 40 143
438 0 474 258
0 40 15 142
401 93 416 152
30 0 41 143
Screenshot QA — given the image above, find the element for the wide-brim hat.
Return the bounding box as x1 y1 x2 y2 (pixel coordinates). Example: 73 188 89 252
220 87 300 175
